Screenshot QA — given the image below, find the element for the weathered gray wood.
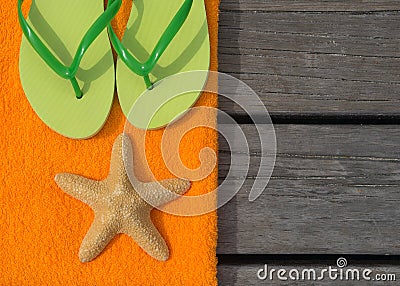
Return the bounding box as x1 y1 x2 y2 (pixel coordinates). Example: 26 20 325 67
218 263 399 285
217 125 400 254
221 0 400 12
218 7 400 115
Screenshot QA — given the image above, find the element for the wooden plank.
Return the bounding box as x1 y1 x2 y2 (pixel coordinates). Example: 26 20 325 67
217 125 400 254
218 10 400 116
221 0 400 12
220 11 400 40
218 263 399 285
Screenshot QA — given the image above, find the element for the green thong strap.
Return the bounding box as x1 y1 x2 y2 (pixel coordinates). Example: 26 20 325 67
19 0 118 139
18 0 122 99
107 0 193 88
113 0 210 130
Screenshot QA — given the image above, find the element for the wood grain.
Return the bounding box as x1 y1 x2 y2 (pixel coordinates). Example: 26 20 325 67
221 0 400 12
217 125 400 254
218 8 400 116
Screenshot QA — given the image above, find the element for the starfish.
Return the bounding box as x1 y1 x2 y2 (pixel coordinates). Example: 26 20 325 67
54 133 191 262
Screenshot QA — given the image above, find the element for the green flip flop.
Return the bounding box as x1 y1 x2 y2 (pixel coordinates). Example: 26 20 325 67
108 0 210 129
18 0 122 139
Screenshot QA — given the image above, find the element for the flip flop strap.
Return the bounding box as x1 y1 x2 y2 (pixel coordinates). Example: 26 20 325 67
18 0 122 99
107 0 193 88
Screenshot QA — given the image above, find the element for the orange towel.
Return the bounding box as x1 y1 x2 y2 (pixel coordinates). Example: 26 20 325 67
0 0 219 284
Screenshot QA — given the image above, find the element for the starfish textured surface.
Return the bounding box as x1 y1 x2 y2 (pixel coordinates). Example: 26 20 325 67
54 134 191 262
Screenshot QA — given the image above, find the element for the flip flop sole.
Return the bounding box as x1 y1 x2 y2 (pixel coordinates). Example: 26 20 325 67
116 0 210 130
19 0 115 139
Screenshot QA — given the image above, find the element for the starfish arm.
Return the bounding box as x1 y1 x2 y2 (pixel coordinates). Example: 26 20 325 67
138 179 191 207
122 215 169 261
108 133 133 181
54 173 102 206
78 214 119 263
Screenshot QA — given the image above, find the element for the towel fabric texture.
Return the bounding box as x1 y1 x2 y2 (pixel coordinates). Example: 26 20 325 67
0 0 219 284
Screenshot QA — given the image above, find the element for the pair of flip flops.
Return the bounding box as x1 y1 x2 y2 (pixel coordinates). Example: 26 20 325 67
18 0 210 139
